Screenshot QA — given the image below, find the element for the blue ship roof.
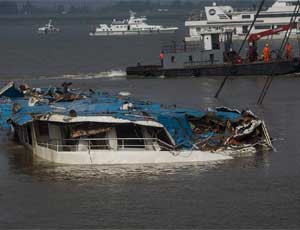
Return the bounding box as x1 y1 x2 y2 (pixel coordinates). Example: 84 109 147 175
0 89 242 149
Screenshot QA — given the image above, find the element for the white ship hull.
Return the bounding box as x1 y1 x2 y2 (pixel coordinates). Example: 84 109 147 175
90 28 178 36
38 29 60 34
185 0 300 42
34 144 244 165
91 11 178 36
185 32 300 41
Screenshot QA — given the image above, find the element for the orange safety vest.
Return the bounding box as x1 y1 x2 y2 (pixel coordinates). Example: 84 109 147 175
285 44 292 58
263 47 270 62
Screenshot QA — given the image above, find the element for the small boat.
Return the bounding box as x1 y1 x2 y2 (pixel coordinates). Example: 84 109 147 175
0 82 272 165
90 11 178 36
38 20 60 34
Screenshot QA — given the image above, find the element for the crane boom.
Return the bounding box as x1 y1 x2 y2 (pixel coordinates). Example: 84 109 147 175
248 23 296 42
248 23 297 61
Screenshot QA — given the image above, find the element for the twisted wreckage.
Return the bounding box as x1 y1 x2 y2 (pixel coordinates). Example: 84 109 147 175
0 82 273 165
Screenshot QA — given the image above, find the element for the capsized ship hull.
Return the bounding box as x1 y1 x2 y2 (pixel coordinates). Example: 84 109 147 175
0 83 272 165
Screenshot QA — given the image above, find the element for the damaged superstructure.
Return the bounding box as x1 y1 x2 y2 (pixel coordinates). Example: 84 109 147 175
0 82 273 165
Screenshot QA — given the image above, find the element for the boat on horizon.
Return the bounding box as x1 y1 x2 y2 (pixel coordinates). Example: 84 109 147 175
0 82 272 165
38 19 60 34
89 11 178 36
185 0 300 41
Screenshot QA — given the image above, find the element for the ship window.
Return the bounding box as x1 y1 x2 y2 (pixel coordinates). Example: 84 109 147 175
188 55 193 63
218 14 228 19
209 54 214 64
27 125 32 145
242 15 251 19
255 25 271 30
287 2 298 6
211 34 220 50
209 9 216 16
242 26 248 34
90 132 108 150
36 121 49 137
258 13 299 18
34 121 50 143
116 124 144 149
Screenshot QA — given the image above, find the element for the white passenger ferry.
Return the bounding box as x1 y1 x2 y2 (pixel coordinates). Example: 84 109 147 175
38 20 60 34
185 0 300 41
90 11 178 36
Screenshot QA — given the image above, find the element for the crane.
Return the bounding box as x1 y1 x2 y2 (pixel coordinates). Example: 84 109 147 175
248 23 297 62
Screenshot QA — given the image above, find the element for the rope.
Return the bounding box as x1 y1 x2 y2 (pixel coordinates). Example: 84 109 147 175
237 0 266 54
214 0 266 98
257 1 300 105
257 75 273 105
278 0 300 56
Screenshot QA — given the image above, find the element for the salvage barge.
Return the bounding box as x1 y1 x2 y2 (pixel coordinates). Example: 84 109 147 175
0 82 272 165
126 59 300 77
126 28 300 77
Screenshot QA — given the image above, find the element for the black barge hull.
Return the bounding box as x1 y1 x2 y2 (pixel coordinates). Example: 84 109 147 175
126 59 300 77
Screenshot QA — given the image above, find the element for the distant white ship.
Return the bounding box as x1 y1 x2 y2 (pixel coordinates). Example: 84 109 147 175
38 20 60 34
185 0 300 41
90 11 178 36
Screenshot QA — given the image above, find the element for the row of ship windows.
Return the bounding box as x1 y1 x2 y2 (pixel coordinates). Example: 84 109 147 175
219 13 300 20
112 25 157 30
217 14 251 20
286 2 298 6
195 24 298 33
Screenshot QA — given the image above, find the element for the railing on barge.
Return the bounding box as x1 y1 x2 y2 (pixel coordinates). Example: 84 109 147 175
162 42 203 54
37 138 175 152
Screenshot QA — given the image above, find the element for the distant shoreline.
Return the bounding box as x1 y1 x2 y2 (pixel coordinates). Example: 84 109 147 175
0 10 191 21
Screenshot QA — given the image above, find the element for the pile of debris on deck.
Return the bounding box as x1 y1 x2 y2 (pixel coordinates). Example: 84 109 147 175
188 107 272 152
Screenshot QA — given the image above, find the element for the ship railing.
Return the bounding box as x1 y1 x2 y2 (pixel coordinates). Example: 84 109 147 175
37 137 175 152
163 44 203 53
183 59 221 66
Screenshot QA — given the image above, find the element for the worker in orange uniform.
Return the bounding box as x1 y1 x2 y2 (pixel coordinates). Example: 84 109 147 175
263 43 270 63
285 42 292 60
159 51 164 66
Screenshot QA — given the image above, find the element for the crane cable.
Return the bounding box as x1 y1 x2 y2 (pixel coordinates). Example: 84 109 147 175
214 0 266 98
257 1 300 105
278 0 300 56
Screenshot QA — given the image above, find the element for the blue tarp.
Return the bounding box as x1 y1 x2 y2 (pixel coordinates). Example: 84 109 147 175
0 89 244 149
0 85 23 98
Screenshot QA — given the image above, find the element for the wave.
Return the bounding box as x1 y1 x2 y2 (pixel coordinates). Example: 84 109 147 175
51 70 127 80
0 70 127 82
